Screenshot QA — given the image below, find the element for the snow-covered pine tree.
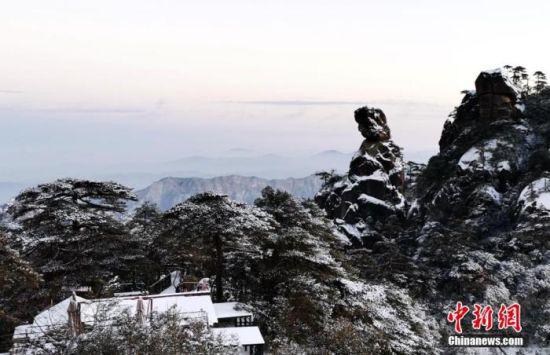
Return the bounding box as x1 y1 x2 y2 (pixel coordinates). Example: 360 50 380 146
252 187 347 347
533 70 548 93
503 64 513 76
254 187 345 281
512 65 526 86
159 193 273 301
250 187 438 353
126 202 164 287
0 232 42 352
8 179 137 298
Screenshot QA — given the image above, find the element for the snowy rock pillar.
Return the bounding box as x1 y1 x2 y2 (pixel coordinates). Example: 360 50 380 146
315 106 406 245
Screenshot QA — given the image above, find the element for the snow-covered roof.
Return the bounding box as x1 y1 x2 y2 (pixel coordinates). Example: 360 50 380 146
211 326 264 345
213 302 253 319
150 294 217 325
12 290 264 347
12 295 89 340
80 293 218 326
34 295 88 328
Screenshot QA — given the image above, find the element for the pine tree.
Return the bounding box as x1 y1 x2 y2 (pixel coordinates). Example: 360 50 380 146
126 202 164 287
253 187 346 344
159 193 272 301
533 71 547 93
8 179 136 298
316 170 344 193
512 65 526 86
0 232 42 352
521 72 530 95
0 233 41 302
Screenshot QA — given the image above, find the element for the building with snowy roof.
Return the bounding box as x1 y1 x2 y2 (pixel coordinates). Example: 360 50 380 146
11 277 264 355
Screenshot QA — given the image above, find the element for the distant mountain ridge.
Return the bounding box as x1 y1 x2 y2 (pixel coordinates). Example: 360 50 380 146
135 175 323 210
0 150 354 203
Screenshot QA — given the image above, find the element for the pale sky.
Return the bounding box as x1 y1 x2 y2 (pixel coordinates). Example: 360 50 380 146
1 0 549 180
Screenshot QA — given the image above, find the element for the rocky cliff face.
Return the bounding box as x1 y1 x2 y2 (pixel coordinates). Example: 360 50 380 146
317 68 550 349
414 69 550 346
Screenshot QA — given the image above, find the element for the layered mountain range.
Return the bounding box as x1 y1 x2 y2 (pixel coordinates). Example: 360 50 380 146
135 175 323 210
316 68 550 348
0 149 352 208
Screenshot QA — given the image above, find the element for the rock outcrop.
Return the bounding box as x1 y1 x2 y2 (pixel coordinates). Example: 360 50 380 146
316 106 405 245
410 68 550 346
424 69 534 227
475 68 521 120
317 67 550 349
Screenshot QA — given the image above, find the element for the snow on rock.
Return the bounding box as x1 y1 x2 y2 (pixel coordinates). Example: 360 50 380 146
479 185 501 204
518 177 550 212
339 222 363 240
497 160 511 172
479 68 521 96
315 106 405 245
354 106 391 141
358 194 393 209
458 139 498 171
456 137 525 175
318 68 550 349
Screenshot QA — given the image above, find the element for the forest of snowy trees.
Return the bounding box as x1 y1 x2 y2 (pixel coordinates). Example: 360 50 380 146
0 180 435 353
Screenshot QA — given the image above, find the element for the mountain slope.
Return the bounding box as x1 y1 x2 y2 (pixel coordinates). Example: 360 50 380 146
136 175 323 210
